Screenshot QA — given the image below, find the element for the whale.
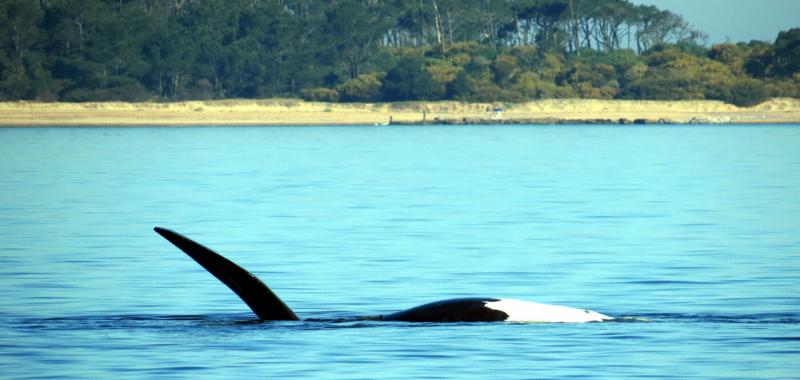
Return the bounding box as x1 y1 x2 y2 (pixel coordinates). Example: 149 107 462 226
154 227 613 323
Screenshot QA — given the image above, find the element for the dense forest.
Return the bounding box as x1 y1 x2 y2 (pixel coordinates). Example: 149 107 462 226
1 0 798 106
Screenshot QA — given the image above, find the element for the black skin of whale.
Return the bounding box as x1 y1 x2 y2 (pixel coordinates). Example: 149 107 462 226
382 298 508 322
153 227 510 323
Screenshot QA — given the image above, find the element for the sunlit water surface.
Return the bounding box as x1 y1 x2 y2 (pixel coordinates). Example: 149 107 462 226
1 125 799 379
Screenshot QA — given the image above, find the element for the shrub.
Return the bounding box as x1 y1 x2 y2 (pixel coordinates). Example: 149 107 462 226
726 78 771 107
337 74 382 102
300 87 340 102
62 82 150 102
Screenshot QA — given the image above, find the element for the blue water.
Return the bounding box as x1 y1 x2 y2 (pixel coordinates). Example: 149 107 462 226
1 125 799 379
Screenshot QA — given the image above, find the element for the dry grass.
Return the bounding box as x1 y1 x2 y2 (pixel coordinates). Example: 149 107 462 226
1 98 798 126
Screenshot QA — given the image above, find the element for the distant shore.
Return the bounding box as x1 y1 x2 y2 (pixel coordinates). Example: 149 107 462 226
1 98 799 126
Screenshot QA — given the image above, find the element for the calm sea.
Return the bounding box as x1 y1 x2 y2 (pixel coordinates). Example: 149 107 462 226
1 125 798 379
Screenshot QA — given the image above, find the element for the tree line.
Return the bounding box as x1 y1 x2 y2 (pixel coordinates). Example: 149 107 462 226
1 0 798 106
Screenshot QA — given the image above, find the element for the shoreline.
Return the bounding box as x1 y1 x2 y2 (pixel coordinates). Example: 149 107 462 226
1 98 799 126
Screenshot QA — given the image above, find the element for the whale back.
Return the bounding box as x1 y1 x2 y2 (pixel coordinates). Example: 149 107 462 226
154 227 299 321
384 298 509 322
384 298 613 322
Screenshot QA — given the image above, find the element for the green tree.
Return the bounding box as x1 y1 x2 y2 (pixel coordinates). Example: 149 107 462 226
318 1 393 80
427 59 462 97
0 1 796 104
709 43 745 75
449 69 506 101
743 41 774 78
622 48 736 101
491 53 520 83
0 0 46 99
771 28 800 77
382 55 439 100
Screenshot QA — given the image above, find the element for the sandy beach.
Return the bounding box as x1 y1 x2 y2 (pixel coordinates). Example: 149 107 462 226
1 98 799 126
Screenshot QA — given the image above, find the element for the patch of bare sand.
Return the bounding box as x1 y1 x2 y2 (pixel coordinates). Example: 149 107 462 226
1 98 798 126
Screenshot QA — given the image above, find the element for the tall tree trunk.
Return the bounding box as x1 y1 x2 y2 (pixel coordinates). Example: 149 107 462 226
73 14 85 58
418 0 426 46
445 5 454 47
569 0 580 53
432 0 445 56
514 14 523 46
12 24 23 60
483 0 497 51
580 17 592 50
635 24 643 54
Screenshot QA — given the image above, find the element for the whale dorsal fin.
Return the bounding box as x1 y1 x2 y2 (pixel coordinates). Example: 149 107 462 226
153 227 299 321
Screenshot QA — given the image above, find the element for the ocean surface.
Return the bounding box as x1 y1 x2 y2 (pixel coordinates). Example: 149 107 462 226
1 124 798 379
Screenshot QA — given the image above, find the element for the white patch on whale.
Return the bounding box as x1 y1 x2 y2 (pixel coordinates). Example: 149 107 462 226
485 299 613 323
